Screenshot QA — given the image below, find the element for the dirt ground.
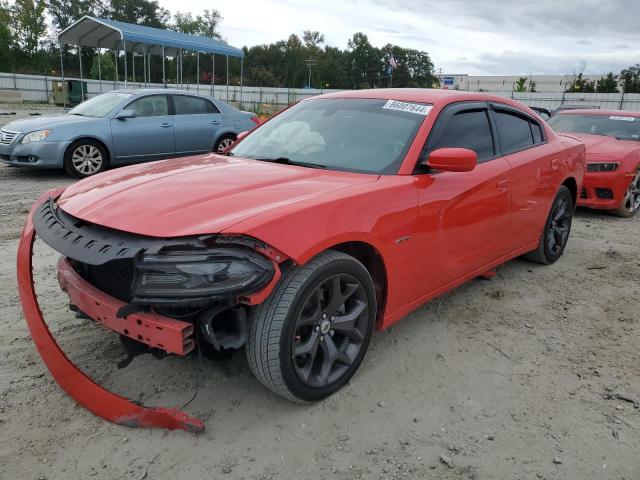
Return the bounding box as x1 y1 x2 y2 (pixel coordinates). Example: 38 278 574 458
0 139 639 479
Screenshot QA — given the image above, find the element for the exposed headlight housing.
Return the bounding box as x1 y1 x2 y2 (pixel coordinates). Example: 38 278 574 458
21 129 52 144
131 247 274 306
587 162 619 172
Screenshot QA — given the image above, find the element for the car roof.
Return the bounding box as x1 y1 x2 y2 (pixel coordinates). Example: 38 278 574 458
556 109 640 117
310 88 532 110
110 88 215 98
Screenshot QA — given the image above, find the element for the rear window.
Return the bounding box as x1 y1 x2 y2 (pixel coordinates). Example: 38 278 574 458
549 114 640 141
173 95 219 115
494 110 534 154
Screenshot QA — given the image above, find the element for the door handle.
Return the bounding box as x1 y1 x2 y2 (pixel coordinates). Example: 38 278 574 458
160 123 172 128
497 179 509 193
551 158 561 170
210 120 221 125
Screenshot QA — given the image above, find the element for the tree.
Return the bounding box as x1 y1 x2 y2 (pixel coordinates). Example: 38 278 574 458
514 76 527 92
47 0 101 32
347 32 382 88
595 73 618 93
12 0 47 56
303 31 324 50
173 9 222 38
0 1 13 68
619 64 640 93
528 77 537 92
565 73 595 93
105 0 170 28
89 52 116 80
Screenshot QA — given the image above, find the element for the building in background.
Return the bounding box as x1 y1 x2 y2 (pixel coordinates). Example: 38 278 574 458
437 74 606 93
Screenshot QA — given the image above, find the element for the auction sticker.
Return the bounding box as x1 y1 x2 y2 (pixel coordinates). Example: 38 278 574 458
383 100 432 116
609 115 637 121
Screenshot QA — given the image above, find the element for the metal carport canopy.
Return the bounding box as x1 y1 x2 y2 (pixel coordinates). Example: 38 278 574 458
58 16 244 57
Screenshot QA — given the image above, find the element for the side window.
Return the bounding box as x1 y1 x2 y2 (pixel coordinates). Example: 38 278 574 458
127 95 169 117
530 120 543 144
428 109 495 163
494 110 534 154
173 95 219 115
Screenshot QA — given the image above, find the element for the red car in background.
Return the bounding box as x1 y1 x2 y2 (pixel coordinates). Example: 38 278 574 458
18 89 585 431
549 110 640 217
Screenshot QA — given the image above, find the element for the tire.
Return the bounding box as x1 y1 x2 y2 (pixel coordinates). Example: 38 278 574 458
213 134 236 153
525 185 573 265
246 250 377 402
64 139 108 178
612 169 640 218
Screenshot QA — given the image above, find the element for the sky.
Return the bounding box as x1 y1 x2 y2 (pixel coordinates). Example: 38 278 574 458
160 0 639 76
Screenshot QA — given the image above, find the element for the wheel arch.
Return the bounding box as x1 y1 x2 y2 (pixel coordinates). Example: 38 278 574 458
329 241 388 323
65 136 112 165
562 177 578 208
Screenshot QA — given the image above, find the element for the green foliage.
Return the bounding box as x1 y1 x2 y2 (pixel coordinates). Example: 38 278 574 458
595 73 618 93
89 52 116 80
564 73 595 93
12 0 47 56
619 64 640 93
105 0 169 27
0 1 14 69
514 77 527 92
173 9 222 39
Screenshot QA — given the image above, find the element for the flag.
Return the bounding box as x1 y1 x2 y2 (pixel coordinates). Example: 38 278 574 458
389 54 398 69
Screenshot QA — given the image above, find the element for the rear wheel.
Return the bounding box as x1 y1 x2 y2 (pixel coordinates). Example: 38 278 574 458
64 139 108 178
525 186 573 265
246 250 376 402
213 134 236 153
613 169 640 218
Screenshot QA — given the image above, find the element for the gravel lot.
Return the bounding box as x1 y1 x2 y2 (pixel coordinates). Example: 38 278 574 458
0 111 639 479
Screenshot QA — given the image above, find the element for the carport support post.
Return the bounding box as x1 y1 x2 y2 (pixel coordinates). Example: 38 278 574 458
78 45 84 100
59 43 66 110
226 55 229 101
211 53 215 98
114 47 119 89
240 57 243 110
162 46 166 87
132 45 136 87
143 44 147 86
97 47 102 93
123 39 128 87
196 51 200 94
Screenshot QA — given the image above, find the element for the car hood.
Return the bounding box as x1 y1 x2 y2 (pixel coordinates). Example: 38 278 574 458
57 154 379 237
3 114 98 132
567 133 640 159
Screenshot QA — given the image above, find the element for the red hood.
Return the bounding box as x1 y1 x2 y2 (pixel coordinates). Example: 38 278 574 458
566 133 640 160
57 154 379 237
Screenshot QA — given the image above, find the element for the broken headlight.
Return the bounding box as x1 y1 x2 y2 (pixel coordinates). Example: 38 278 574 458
132 247 274 305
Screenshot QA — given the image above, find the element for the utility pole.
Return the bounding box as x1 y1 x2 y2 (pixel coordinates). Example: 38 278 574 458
306 58 316 88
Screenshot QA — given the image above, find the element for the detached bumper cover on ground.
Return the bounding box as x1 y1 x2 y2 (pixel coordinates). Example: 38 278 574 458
17 189 205 433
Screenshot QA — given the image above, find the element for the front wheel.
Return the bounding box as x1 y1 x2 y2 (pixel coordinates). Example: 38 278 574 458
613 169 640 218
525 185 573 265
64 139 108 178
246 250 377 402
213 134 236 153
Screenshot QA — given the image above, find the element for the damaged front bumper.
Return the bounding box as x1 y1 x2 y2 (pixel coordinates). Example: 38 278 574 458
17 190 283 432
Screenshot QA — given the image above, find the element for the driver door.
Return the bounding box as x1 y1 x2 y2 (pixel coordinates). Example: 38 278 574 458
410 103 512 300
110 94 175 163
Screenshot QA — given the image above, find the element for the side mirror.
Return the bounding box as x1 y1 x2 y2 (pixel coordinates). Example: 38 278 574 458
426 147 477 172
114 109 136 120
236 131 249 142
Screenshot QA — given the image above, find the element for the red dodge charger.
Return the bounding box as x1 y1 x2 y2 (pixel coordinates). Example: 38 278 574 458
18 89 585 431
549 109 640 217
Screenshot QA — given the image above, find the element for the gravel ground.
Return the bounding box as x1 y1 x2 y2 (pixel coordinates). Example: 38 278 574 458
0 136 639 479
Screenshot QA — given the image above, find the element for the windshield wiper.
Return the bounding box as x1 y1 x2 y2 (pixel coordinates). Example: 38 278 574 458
253 157 327 169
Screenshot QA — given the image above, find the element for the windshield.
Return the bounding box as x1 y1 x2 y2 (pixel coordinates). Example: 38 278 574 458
549 114 640 142
69 92 133 118
231 98 430 174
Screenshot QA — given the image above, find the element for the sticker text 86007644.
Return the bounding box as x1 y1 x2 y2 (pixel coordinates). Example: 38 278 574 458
383 100 432 116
